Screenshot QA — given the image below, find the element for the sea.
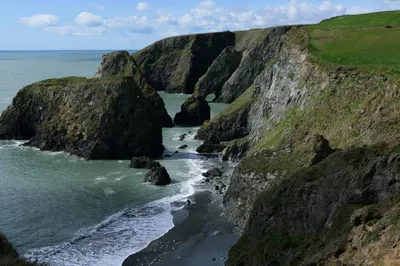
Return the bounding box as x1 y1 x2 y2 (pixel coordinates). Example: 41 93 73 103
0 50 228 265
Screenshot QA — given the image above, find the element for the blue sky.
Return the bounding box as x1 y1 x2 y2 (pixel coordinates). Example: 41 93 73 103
0 0 398 50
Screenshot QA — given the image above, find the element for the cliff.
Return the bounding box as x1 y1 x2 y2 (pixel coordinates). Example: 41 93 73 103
0 76 164 159
190 11 400 265
94 50 174 127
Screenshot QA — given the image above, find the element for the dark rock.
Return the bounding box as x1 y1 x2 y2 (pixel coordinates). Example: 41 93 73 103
144 166 171 186
0 77 164 159
178 134 187 141
94 50 173 127
196 143 226 154
164 154 172 158
174 96 210 126
311 135 335 165
133 32 236 94
202 168 223 178
178 145 188 150
174 151 179 154
186 199 192 205
129 157 160 169
196 103 251 142
194 46 242 99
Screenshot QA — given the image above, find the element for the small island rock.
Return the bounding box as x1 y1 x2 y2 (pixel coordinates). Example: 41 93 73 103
174 96 210 126
144 166 171 186
129 157 160 169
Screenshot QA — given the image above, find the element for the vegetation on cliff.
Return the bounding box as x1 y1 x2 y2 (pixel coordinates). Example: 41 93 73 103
0 76 164 159
0 233 39 265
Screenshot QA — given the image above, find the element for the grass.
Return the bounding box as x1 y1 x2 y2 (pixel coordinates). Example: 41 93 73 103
306 11 400 74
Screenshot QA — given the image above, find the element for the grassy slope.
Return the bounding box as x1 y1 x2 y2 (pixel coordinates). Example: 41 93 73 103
308 11 400 73
244 11 400 173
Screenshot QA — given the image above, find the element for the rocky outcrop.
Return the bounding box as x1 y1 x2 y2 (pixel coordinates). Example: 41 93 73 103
144 166 171 186
0 233 36 265
311 134 336 165
202 168 223 178
0 77 164 159
174 96 210 126
134 32 235 94
129 157 160 169
94 51 173 127
227 143 400 265
193 46 242 99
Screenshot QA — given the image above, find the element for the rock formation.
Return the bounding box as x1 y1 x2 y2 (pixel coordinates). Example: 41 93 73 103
94 51 173 127
0 77 164 159
0 233 36 265
174 96 210 126
129 157 161 169
144 166 171 186
133 32 236 94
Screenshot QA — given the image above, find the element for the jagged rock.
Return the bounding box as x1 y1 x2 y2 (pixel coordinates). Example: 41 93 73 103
178 145 188 150
194 46 242 99
144 166 171 186
134 32 236 94
227 144 400 265
129 157 160 169
174 96 210 126
196 143 226 154
178 134 187 141
202 168 223 178
311 135 335 165
94 50 173 127
0 77 164 159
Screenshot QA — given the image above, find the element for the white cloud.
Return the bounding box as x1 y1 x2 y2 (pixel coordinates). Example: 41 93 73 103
19 14 58 27
136 2 152 11
75 12 103 27
155 10 177 24
199 0 215 9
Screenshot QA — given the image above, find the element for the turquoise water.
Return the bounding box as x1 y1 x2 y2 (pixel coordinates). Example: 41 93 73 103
0 51 227 265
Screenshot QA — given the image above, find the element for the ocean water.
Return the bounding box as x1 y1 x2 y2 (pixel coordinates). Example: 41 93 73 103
0 51 228 265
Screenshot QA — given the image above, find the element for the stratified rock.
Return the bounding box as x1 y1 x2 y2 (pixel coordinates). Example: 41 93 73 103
129 157 160 169
311 135 335 165
144 166 171 186
134 32 236 94
202 168 223 178
194 46 242 99
0 77 164 159
174 96 210 126
94 50 173 127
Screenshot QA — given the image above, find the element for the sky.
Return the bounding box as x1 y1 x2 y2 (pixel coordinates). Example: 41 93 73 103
0 0 399 50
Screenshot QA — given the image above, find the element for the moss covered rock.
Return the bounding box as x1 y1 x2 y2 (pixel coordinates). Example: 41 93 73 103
174 96 210 126
0 76 164 159
94 50 173 127
133 32 236 94
0 233 37 266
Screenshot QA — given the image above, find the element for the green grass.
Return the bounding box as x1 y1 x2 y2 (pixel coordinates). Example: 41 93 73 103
307 11 400 73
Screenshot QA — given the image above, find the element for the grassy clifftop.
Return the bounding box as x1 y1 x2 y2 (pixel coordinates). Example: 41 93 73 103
308 11 400 73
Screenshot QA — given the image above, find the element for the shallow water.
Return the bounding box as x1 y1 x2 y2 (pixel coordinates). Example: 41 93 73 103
0 51 227 265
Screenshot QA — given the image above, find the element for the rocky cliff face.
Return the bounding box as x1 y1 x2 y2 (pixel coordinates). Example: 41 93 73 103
228 143 400 265
94 51 173 127
130 27 292 104
134 32 235 94
182 22 400 265
0 76 164 159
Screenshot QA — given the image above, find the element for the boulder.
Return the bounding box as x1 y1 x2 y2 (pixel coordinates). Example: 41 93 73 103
94 50 173 127
178 145 188 150
133 32 236 94
174 96 210 126
0 77 164 159
144 166 171 186
129 157 160 169
202 168 223 178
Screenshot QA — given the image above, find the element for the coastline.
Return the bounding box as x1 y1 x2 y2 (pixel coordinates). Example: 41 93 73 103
122 160 238 266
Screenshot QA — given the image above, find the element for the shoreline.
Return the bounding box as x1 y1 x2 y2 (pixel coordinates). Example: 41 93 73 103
122 159 238 266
